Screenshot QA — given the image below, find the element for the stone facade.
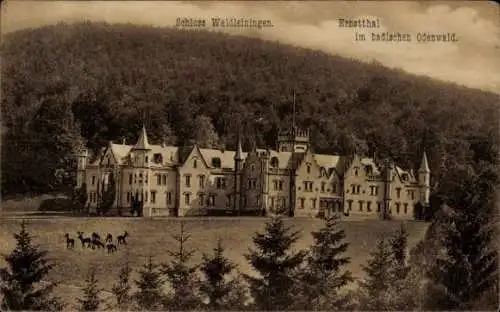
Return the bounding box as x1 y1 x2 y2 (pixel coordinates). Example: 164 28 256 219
76 126 430 219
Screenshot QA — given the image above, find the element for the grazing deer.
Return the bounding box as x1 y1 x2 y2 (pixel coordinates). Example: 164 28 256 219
105 233 113 243
77 232 92 249
117 231 129 245
64 233 75 249
92 239 105 250
91 232 101 242
106 243 118 254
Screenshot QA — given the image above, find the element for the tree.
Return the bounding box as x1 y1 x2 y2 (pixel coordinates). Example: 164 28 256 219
295 215 353 310
0 222 63 311
99 173 116 215
134 256 164 311
199 238 248 310
72 182 88 214
244 216 307 310
160 221 201 310
111 260 132 311
77 269 102 311
357 238 395 310
389 223 410 277
192 115 223 149
425 163 498 310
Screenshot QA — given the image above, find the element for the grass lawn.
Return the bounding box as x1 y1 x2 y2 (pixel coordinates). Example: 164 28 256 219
0 216 430 308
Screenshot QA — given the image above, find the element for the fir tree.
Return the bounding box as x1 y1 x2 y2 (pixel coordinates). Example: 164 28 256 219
296 215 353 310
160 221 201 310
244 216 307 310
389 222 410 278
77 269 102 312
357 238 395 310
199 238 248 310
0 221 63 311
111 260 132 311
425 163 498 310
134 256 164 311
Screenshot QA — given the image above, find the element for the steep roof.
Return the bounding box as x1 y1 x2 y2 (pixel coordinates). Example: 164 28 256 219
132 125 151 150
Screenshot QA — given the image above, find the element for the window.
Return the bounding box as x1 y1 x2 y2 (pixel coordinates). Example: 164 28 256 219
157 175 161 185
367 201 372 212
127 192 130 203
271 157 279 168
307 164 311 174
357 185 361 194
359 201 363 212
404 203 408 214
167 192 172 205
377 202 381 212
184 193 190 205
193 159 197 168
92 176 96 185
129 174 133 185
145 173 148 184
199 175 205 188
198 193 204 206
144 191 148 202
351 184 356 194
370 185 375 195
208 195 216 206
300 198 305 209
154 153 163 164
347 200 352 211
355 168 359 176
139 173 143 184
270 197 275 208
211 157 221 168
396 203 400 214
375 186 379 195
408 190 415 200
311 198 316 209
162 174 167 185
185 175 191 187
145 156 148 163
250 164 255 171
134 174 137 184
151 191 156 203
321 182 325 193
332 183 337 193
226 195 231 207
252 179 257 189
274 180 283 191
216 177 226 189
303 181 313 192
396 187 401 198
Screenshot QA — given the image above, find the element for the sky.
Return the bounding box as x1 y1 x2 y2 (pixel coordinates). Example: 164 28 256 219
2 1 499 94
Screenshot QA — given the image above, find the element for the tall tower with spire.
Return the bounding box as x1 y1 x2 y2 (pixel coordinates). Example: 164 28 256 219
233 131 244 214
276 90 310 152
418 151 430 205
131 124 152 215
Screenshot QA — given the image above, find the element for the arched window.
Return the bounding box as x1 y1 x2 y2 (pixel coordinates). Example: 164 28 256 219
270 156 279 168
211 157 221 168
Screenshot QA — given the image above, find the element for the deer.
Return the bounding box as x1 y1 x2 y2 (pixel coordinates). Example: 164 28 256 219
64 233 75 249
105 233 113 243
77 231 92 249
117 231 129 245
106 243 118 254
92 239 106 250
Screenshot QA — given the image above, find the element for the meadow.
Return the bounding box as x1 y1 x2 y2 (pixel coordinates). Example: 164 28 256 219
0 216 430 308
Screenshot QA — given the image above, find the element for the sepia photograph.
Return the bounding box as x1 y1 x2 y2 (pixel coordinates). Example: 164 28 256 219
0 1 499 311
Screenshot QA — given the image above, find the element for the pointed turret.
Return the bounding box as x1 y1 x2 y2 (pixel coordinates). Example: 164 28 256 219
234 133 243 161
132 124 151 150
419 150 430 173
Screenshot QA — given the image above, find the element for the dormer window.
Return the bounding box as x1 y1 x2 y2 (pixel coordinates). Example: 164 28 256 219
193 159 197 168
354 167 359 176
365 165 372 176
153 153 163 164
211 157 221 168
270 156 279 168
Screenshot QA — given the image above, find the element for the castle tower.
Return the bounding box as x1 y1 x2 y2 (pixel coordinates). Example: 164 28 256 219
382 159 394 220
418 151 430 205
260 149 270 215
276 90 310 152
234 133 244 215
76 148 88 189
131 125 152 215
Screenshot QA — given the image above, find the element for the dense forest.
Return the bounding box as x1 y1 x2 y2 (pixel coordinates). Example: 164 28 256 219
1 22 498 201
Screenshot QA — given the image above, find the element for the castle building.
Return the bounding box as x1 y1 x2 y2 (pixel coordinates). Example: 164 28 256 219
76 125 430 219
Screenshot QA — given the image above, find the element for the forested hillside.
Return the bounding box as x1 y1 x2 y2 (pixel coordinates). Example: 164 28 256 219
1 22 498 200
